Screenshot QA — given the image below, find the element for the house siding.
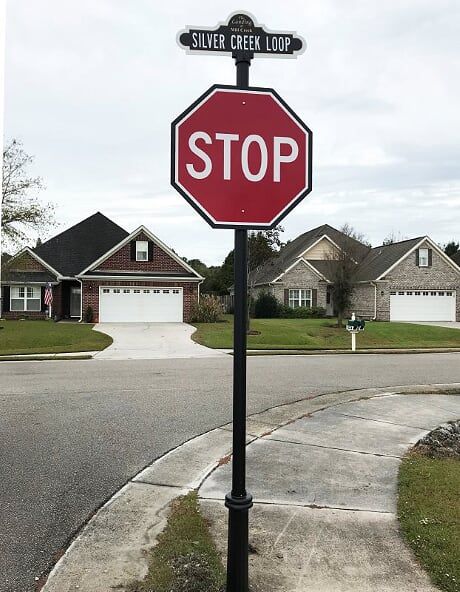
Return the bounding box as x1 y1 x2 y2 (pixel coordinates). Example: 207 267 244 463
272 262 327 309
81 279 198 323
97 232 185 274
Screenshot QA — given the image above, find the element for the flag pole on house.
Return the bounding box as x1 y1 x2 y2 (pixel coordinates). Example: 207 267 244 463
44 282 53 319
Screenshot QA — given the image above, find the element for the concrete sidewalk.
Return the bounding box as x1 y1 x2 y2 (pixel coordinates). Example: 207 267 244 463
42 384 460 592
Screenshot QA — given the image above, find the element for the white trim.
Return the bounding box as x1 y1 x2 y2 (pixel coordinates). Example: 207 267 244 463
375 237 460 280
78 275 200 282
300 234 342 258
174 87 311 228
272 257 327 283
10 284 42 313
78 225 203 279
4 281 58 285
5 247 60 277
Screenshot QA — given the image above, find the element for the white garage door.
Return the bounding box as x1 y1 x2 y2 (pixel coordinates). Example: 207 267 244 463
99 287 183 322
390 290 456 322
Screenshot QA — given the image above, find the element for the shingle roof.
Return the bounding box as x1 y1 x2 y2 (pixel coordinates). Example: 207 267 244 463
353 237 423 281
33 212 128 276
250 224 370 285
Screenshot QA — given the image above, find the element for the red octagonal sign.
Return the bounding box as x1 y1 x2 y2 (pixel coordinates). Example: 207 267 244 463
171 85 312 229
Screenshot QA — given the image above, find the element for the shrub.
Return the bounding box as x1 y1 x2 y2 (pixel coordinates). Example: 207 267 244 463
83 305 94 323
279 305 326 319
254 292 280 318
191 295 224 323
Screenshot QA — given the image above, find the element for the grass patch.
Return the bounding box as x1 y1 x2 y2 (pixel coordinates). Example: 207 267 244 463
192 315 460 350
127 492 225 592
398 454 460 592
0 320 112 355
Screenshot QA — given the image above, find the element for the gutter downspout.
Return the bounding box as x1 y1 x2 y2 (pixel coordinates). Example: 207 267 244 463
371 281 377 320
77 279 83 322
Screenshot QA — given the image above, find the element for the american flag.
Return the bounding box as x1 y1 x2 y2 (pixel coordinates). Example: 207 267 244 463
44 282 53 306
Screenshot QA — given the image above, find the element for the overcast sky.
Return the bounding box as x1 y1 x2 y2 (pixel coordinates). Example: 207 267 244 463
4 0 460 264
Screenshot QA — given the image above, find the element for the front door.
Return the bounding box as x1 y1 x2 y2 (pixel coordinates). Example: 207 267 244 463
326 288 334 316
70 286 81 317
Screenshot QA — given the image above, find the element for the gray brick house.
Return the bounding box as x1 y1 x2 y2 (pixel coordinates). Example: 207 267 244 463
247 224 460 322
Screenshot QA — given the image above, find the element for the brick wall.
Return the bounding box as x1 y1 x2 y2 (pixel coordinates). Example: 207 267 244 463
348 244 460 321
7 251 48 272
271 262 327 308
381 241 460 321
97 232 186 274
3 311 47 320
81 279 199 322
349 284 375 319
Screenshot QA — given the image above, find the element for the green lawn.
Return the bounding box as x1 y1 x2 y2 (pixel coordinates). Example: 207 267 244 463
191 316 460 350
0 320 112 355
127 492 224 592
398 454 460 592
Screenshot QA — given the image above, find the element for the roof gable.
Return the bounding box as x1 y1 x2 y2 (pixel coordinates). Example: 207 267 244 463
79 226 203 279
1 247 59 283
249 224 370 285
33 212 129 276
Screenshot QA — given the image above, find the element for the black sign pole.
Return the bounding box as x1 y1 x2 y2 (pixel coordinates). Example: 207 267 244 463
225 50 253 592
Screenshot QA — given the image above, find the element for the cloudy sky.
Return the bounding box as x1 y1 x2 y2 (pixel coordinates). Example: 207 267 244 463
4 0 460 264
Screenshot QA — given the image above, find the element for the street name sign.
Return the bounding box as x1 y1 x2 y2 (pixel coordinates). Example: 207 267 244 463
171 85 312 229
177 11 305 58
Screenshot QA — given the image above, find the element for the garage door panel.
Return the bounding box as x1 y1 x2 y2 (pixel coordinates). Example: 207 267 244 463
390 290 456 322
99 288 183 322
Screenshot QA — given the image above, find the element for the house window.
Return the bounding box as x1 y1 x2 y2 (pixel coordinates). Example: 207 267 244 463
136 241 148 261
418 248 429 267
288 289 312 308
11 285 41 311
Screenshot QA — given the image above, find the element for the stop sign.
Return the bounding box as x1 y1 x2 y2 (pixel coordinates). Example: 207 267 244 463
171 85 312 229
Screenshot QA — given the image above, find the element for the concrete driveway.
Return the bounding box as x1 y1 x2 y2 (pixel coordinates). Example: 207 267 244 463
93 323 226 360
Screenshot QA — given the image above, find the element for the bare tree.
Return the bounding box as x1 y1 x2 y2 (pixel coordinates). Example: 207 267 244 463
325 224 370 328
2 139 55 246
382 230 407 245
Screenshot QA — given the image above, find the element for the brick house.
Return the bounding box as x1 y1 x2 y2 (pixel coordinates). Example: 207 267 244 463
247 224 460 322
1 212 203 322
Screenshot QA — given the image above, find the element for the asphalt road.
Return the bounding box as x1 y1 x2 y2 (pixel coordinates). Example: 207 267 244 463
1 353 459 592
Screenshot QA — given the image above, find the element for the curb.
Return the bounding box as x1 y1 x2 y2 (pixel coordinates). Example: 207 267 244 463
221 347 460 355
41 383 460 591
0 352 96 361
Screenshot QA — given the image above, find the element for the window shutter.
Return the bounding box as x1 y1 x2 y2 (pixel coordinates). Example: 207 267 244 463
428 249 432 267
284 289 289 305
2 286 10 312
415 249 419 266
41 286 47 312
148 241 154 261
130 240 136 261
312 289 318 307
